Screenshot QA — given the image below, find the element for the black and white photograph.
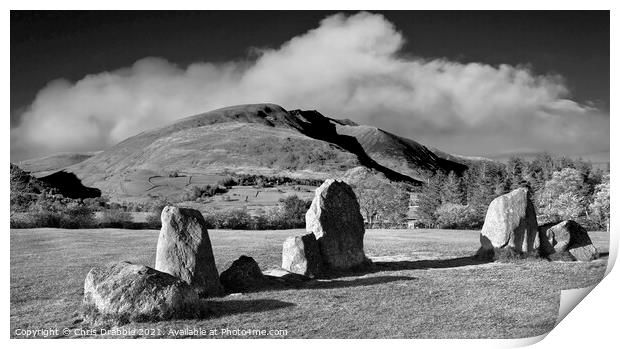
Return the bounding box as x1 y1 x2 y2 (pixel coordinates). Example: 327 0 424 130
8 6 614 342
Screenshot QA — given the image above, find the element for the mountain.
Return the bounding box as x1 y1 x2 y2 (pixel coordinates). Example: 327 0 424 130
33 103 478 201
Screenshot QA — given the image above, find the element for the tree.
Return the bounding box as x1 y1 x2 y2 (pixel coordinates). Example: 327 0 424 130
441 171 465 205
537 168 588 222
526 153 555 193
589 174 610 230
435 203 482 229
382 184 410 226
506 156 526 190
416 173 445 228
356 183 410 227
467 162 500 216
277 195 311 226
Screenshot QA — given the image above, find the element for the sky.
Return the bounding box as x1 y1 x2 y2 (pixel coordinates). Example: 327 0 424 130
10 11 610 162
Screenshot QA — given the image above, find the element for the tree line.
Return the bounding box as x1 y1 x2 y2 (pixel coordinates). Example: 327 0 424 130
416 154 610 230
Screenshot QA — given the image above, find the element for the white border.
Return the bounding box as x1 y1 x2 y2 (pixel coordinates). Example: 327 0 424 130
3 1 617 348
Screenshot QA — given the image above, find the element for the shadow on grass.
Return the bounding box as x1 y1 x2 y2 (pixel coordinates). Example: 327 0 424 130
225 274 417 294
311 255 490 279
80 298 297 328
297 275 415 289
201 298 296 317
371 256 490 272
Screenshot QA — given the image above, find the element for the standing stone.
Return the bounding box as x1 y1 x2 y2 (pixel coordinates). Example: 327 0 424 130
541 220 599 261
155 206 223 297
479 187 540 255
306 179 367 270
282 233 322 277
83 261 198 322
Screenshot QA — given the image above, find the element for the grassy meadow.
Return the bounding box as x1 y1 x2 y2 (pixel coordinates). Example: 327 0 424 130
10 228 609 339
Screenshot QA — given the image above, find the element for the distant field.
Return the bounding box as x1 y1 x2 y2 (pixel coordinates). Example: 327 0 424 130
117 172 318 214
183 185 316 213
10 228 609 339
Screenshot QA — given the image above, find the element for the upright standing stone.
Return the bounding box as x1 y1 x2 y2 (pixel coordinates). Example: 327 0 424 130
282 233 322 277
478 187 540 255
155 206 223 297
541 220 599 261
306 179 367 270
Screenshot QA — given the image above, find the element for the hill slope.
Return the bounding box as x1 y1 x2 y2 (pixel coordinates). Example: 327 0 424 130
10 164 100 199
53 103 475 201
333 123 467 181
17 152 99 176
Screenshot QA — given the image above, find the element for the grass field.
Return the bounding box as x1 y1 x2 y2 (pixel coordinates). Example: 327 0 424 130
10 228 609 339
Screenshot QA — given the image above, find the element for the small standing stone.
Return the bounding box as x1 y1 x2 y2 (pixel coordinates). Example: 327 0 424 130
219 255 265 293
282 233 322 277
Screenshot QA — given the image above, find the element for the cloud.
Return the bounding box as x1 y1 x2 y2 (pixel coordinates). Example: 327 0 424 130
10 12 609 161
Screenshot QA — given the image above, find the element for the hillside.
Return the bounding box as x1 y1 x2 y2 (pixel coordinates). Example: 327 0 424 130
333 124 467 181
24 103 478 201
17 152 99 177
10 163 100 200
10 164 54 196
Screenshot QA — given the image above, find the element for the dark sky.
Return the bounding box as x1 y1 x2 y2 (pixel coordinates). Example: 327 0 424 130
10 11 610 163
11 10 610 114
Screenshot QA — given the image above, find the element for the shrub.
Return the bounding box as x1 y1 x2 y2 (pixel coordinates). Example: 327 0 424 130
220 208 252 229
182 185 228 201
10 192 36 212
277 195 311 227
218 176 237 188
83 197 109 210
249 214 270 230
29 211 63 228
100 209 134 228
220 172 323 187
145 213 161 229
16 205 98 229
200 205 310 230
58 206 97 229
435 203 483 229
203 208 252 229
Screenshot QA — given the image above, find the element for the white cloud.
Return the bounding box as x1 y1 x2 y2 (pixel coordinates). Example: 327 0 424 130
11 12 609 161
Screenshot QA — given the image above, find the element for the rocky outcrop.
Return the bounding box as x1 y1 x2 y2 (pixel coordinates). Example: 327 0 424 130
155 206 223 297
83 261 198 322
306 179 367 270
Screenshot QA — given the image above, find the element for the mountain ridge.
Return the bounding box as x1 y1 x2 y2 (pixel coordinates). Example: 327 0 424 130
19 103 483 201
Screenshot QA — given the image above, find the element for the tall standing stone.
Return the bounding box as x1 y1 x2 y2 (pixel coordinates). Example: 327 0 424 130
282 233 322 277
478 187 540 255
306 179 367 270
155 206 223 297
